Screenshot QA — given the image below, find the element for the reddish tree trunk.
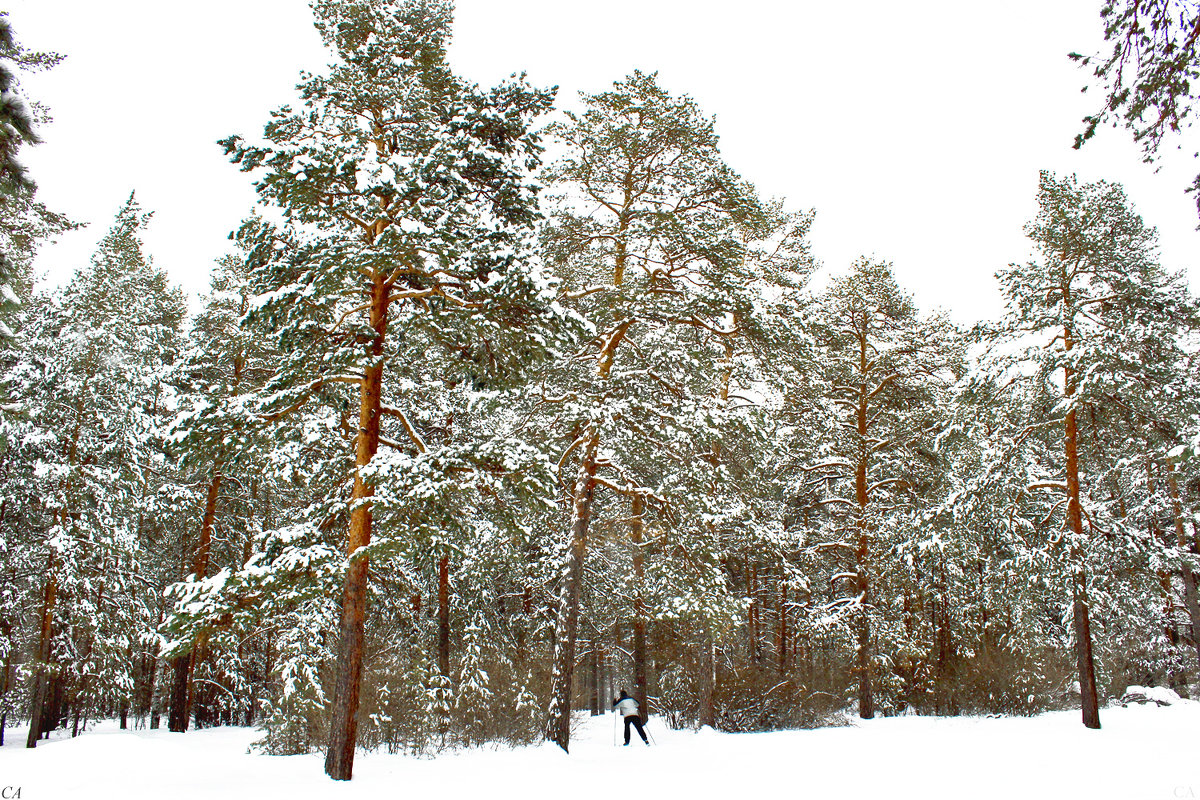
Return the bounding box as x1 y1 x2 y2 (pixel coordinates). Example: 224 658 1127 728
44 675 64 739
699 633 716 728
438 554 451 679
26 553 58 748
168 467 222 733
630 495 649 719
515 584 531 664
853 477 874 717
545 433 598 752
853 325 875 720
749 562 760 663
166 656 191 732
778 579 788 674
545 320 629 752
325 276 389 781
589 649 600 716
932 560 953 715
1166 459 1200 670
1064 391 1100 729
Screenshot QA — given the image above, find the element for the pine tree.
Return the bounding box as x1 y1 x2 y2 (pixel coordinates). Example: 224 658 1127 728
0 13 52 196
797 258 960 719
221 0 565 779
539 70 812 749
977 171 1196 728
21 194 184 745
0 13 74 418
161 249 278 732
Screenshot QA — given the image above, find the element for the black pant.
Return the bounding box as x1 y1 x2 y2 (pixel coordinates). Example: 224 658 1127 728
623 714 648 744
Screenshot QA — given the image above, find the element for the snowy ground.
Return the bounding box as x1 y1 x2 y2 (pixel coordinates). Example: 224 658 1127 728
1 702 1198 800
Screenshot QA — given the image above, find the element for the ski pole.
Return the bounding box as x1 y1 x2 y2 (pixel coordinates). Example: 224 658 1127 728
613 710 619 747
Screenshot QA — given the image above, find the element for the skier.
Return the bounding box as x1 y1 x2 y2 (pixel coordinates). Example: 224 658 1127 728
612 689 649 746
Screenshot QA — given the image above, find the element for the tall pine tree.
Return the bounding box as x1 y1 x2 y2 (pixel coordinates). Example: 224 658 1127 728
221 0 568 778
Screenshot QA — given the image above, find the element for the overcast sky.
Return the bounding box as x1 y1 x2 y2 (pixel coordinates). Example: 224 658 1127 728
8 0 1200 323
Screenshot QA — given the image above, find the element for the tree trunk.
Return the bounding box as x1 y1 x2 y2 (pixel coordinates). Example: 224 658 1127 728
166 655 191 732
698 633 716 728
630 494 649 719
932 560 952 715
1064 401 1100 729
45 675 64 738
600 647 610 713
853 495 874 719
749 562 760 663
545 315 629 752
516 584 531 665
148 653 161 729
26 553 58 748
168 467 221 733
778 578 788 675
545 432 598 753
437 554 451 679
31 408 86 747
0 639 10 743
854 599 874 720
325 276 389 781
1166 458 1200 671
589 649 600 716
1071 575 1100 727
118 642 132 730
611 174 634 287
854 326 875 720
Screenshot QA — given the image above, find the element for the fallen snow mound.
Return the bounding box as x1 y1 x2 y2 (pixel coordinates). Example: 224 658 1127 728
1120 684 1184 706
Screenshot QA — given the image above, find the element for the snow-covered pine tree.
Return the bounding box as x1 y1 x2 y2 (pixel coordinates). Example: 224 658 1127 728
687 223 828 726
21 194 184 745
0 12 52 198
904 366 1058 714
0 305 44 741
1070 332 1200 689
539 70 813 749
220 0 568 779
976 171 1197 728
1077 267 1200 682
0 31 73 723
796 258 960 719
0 13 74 421
161 249 279 732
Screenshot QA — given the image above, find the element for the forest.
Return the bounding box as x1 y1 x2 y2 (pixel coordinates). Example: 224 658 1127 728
2 0 1200 785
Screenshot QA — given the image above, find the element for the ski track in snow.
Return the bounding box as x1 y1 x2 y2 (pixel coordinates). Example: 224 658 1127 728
1 703 1198 800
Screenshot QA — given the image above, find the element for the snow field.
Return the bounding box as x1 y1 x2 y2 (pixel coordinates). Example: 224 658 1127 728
1 702 1198 800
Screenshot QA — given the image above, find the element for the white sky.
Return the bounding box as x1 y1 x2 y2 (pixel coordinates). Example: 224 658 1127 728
7 0 1200 324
